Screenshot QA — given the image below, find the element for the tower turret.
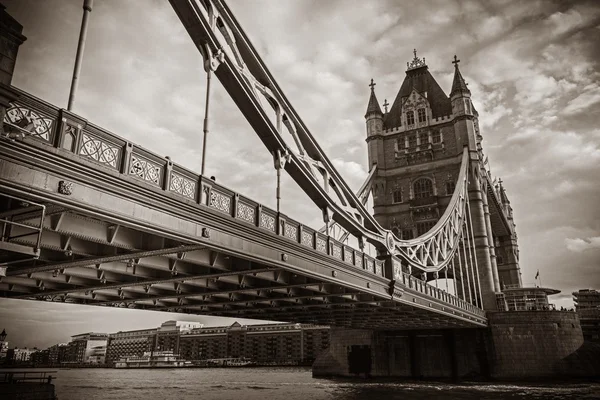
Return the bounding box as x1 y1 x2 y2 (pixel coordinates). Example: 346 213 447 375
450 55 477 151
365 79 384 167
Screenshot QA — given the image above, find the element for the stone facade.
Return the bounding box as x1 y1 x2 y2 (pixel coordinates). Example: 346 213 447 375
365 52 523 309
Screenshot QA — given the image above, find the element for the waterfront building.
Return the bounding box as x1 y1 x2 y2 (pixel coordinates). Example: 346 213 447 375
8 347 36 363
105 328 157 365
47 343 68 366
0 340 7 361
155 321 203 353
179 322 330 364
573 289 600 342
65 332 109 364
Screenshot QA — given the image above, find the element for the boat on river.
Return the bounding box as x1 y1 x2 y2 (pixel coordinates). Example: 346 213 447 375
114 351 192 368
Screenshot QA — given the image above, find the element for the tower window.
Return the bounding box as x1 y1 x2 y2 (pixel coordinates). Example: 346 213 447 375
432 130 441 144
419 131 428 146
416 221 436 236
446 181 455 195
402 229 414 240
408 135 417 148
413 178 433 199
417 108 426 123
406 111 415 125
392 227 400 237
393 190 402 203
497 255 504 265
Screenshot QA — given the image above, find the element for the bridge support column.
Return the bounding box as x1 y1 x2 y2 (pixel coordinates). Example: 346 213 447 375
467 166 497 311
482 185 501 292
313 328 488 380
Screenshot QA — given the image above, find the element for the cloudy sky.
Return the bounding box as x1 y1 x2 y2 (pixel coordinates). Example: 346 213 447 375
1 0 599 349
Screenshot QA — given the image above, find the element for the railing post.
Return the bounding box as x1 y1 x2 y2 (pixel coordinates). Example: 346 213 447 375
121 143 133 174
163 157 173 191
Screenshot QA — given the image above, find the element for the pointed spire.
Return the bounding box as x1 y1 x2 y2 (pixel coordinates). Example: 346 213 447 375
450 55 470 97
365 78 383 118
498 178 510 205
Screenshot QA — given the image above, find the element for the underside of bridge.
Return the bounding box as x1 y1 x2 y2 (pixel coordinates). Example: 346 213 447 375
0 188 481 330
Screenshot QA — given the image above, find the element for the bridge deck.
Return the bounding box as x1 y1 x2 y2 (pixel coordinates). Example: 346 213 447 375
0 86 486 329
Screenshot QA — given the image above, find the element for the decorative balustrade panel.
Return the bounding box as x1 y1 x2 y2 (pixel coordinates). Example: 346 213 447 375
4 103 55 142
169 171 196 200
301 229 313 247
354 252 363 269
316 235 327 253
209 190 232 214
366 258 375 274
259 212 276 232
236 201 256 224
343 246 354 264
331 243 342 260
375 260 384 276
129 154 162 186
283 222 298 241
79 132 121 169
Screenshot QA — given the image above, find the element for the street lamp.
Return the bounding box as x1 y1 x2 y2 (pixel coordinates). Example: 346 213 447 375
0 329 6 342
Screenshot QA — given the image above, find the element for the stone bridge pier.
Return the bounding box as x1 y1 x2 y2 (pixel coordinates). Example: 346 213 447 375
313 310 600 380
313 327 488 380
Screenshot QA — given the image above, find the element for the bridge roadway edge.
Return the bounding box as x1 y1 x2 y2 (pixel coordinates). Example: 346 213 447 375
0 137 485 328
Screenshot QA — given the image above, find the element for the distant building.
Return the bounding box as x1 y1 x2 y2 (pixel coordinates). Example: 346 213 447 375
0 340 8 360
6 347 36 363
30 349 50 366
66 332 109 364
106 328 157 365
178 322 330 364
155 321 203 353
573 289 600 342
48 343 68 366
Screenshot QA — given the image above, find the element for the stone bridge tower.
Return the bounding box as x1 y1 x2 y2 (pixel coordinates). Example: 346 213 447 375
365 51 522 310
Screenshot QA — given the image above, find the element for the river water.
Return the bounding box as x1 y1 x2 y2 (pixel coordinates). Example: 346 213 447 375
46 367 600 400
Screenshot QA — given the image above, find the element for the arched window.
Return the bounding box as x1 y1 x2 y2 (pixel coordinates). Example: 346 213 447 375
402 229 414 240
419 131 428 146
446 181 456 195
497 255 504 265
392 227 400 237
406 111 415 125
417 108 426 123
393 189 402 203
413 178 433 199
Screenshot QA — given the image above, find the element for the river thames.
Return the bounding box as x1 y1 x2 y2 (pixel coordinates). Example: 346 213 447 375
47 367 600 400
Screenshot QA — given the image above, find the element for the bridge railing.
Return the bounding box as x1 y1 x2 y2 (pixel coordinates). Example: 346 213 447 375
2 87 388 277
2 86 484 318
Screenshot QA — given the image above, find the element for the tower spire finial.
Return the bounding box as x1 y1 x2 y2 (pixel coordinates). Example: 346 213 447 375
369 78 376 91
452 54 460 68
407 49 427 70
383 99 389 113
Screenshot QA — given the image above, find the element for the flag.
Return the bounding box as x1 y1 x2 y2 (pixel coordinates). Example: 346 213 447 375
535 269 539 279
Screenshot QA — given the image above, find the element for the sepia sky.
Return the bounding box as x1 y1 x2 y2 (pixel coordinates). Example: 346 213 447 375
1 0 599 349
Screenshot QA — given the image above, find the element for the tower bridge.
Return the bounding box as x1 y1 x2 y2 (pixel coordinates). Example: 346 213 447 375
1 0 590 381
